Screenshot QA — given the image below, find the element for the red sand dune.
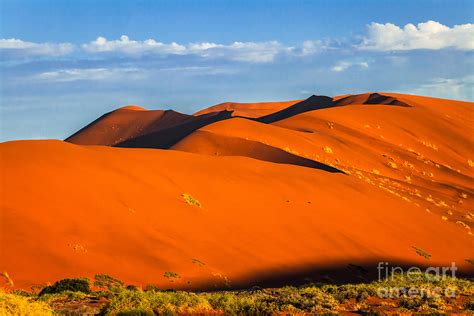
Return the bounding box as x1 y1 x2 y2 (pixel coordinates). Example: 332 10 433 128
193 99 303 118
66 105 232 149
1 92 473 291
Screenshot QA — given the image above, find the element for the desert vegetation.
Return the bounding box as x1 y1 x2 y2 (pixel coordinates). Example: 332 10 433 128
1 272 472 315
181 193 202 208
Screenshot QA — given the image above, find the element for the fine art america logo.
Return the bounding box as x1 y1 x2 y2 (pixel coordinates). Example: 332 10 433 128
376 262 459 298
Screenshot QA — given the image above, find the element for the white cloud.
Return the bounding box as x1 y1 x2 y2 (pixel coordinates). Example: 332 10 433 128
157 66 239 75
196 41 291 63
331 60 369 72
402 76 474 101
30 68 146 82
82 35 186 55
0 38 74 57
300 40 332 56
28 66 238 83
301 40 322 56
82 35 292 63
359 20 474 51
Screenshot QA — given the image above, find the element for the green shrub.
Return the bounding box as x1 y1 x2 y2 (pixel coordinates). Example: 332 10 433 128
422 296 446 311
94 274 124 290
117 309 154 316
398 296 423 310
465 299 474 310
126 285 140 291
39 278 91 296
163 271 180 281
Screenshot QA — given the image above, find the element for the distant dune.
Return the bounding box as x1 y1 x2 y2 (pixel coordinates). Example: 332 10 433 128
193 99 303 118
1 93 473 290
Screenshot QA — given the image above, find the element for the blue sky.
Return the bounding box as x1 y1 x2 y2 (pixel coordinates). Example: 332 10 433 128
0 0 473 141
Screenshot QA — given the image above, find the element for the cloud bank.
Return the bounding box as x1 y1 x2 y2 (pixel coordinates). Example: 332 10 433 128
82 35 293 63
2 21 472 63
332 61 369 72
30 68 146 82
360 21 474 51
0 38 74 57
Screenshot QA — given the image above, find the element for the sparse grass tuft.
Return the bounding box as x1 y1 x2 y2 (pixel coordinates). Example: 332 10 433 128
181 193 202 208
412 246 431 260
163 272 180 282
387 161 398 169
191 258 205 267
322 146 333 154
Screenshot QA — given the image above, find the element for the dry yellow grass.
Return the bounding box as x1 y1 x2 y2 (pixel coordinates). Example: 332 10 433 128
421 140 438 150
387 161 397 169
0 290 52 316
182 193 202 208
322 146 333 154
456 221 471 230
283 147 299 155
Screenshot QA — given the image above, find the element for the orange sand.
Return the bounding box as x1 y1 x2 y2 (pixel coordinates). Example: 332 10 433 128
1 93 473 290
193 99 303 118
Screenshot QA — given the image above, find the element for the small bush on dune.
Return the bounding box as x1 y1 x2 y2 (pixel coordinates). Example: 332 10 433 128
181 193 202 208
126 285 140 291
398 296 424 310
332 284 375 303
94 274 124 290
39 278 91 296
464 300 474 310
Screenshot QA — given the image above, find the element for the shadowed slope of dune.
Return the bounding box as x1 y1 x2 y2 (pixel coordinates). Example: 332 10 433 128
116 110 233 149
1 140 472 291
172 129 342 173
193 99 303 118
257 95 334 123
66 105 234 149
334 93 412 107
66 106 190 146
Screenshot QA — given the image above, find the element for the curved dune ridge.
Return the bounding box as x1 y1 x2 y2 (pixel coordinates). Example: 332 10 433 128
1 92 473 291
193 99 303 118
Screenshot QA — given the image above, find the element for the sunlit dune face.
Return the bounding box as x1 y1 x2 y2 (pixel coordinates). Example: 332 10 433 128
1 92 473 290
119 105 147 111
